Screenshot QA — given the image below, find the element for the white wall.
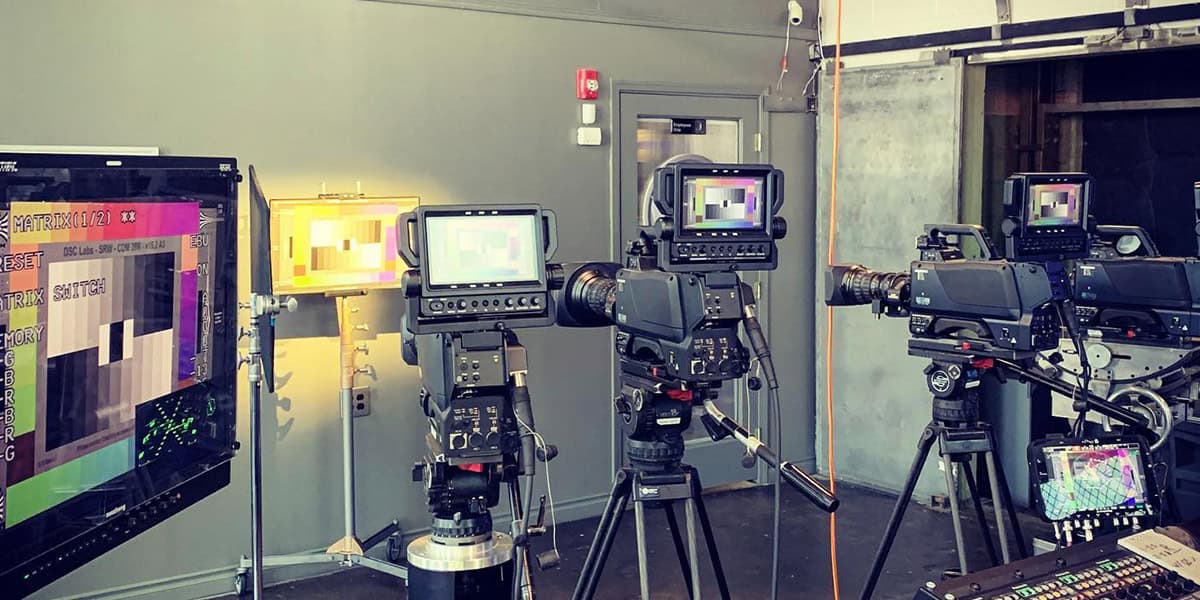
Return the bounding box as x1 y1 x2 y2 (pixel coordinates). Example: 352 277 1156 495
816 0 1200 66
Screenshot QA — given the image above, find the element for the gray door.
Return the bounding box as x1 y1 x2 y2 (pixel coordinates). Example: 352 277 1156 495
615 89 764 488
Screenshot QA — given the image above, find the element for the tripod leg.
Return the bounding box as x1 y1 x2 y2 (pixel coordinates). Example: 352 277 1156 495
664 503 695 599
985 436 1027 559
962 463 999 567
634 500 651 600
943 460 970 576
685 499 703 600
689 470 732 600
860 425 938 600
508 478 533 600
982 451 1012 564
572 470 633 600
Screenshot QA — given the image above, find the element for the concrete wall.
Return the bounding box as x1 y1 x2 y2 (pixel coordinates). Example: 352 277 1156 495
0 1 818 598
814 61 965 497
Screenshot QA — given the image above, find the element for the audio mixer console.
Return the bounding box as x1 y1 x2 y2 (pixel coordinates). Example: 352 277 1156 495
915 529 1200 600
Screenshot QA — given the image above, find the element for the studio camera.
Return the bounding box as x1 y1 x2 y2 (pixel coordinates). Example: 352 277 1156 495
397 204 562 600
1073 224 1200 343
825 173 1111 599
557 162 832 503
558 160 836 600
827 173 1095 360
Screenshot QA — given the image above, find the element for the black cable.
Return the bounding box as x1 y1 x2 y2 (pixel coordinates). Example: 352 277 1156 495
1058 300 1093 435
743 307 783 600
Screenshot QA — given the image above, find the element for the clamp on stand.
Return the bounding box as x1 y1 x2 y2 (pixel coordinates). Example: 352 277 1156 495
234 292 407 598
237 292 296 600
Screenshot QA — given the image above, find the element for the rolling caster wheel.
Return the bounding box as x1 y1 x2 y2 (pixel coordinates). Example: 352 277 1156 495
386 533 405 564
233 570 250 597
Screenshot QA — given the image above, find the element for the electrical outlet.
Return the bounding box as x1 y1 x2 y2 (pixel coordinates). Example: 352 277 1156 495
352 386 371 417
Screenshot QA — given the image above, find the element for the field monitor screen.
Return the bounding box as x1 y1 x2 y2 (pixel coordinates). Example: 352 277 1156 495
423 213 541 287
0 153 238 594
1036 441 1151 521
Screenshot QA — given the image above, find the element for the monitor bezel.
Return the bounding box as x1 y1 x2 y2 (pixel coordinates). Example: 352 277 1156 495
0 152 238 595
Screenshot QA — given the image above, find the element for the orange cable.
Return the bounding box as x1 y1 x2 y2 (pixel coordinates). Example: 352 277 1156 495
825 1 844 599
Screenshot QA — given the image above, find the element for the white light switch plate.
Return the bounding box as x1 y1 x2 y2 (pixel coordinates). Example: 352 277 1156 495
577 127 602 146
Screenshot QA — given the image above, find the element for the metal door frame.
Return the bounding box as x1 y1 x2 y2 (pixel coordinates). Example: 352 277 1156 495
607 82 773 483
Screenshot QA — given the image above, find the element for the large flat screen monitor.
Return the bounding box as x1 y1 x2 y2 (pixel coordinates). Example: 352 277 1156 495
0 153 238 596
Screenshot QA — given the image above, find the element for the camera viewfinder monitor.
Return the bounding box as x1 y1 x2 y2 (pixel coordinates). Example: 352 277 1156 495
424 212 542 288
651 163 784 272
1003 172 1092 261
681 176 765 232
398 205 557 333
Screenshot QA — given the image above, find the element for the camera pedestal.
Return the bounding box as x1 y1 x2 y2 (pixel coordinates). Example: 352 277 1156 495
858 359 1028 600
572 459 731 600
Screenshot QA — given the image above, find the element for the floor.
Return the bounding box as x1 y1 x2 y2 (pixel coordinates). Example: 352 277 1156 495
214 482 1048 600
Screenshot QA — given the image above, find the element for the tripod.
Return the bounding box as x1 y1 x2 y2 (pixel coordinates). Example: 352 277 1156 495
859 357 1028 600
573 436 731 600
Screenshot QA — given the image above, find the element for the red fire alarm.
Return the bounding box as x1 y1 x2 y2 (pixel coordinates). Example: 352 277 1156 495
576 68 599 100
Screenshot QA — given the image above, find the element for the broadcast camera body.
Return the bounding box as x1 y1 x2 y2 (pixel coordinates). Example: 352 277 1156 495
397 204 562 600
1074 225 1200 343
558 164 784 464
827 173 1094 360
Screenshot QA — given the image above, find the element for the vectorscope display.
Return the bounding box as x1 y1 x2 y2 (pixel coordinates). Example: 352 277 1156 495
0 153 238 595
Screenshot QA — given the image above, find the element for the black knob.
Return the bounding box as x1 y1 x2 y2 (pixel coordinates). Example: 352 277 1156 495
485 431 500 447
518 297 528 306
1167 572 1179 582
505 297 515 306
468 432 484 447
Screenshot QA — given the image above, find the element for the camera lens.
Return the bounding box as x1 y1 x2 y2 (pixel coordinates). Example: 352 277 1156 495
556 262 621 328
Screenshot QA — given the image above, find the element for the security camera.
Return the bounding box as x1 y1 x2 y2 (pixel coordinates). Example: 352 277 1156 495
787 0 803 26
